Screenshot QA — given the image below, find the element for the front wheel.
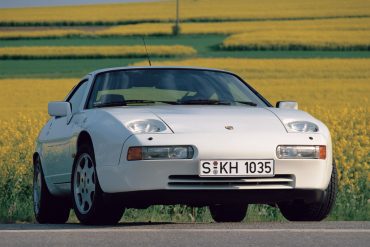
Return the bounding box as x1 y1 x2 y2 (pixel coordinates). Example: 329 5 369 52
209 204 248 222
71 145 125 225
278 161 338 221
33 156 70 224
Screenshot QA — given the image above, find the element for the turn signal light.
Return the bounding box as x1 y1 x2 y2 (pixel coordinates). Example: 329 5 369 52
319 146 326 159
127 146 194 161
127 147 142 161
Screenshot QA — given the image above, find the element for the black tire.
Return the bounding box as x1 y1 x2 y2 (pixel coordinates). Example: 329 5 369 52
71 144 125 225
209 204 248 222
278 161 338 221
33 155 70 224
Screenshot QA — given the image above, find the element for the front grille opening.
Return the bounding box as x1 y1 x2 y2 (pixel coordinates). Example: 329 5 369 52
168 174 295 188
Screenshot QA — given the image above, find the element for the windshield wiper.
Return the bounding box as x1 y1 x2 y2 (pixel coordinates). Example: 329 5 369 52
179 99 231 105
93 100 178 108
93 102 126 108
94 99 256 108
233 101 257 106
125 100 178 105
178 99 257 106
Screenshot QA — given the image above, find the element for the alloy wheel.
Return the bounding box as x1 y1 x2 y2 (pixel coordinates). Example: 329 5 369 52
73 154 96 214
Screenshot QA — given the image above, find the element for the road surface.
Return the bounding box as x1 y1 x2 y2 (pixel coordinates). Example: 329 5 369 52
0 221 369 247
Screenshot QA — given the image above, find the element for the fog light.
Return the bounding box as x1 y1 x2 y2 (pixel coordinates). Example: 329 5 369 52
127 146 194 161
276 145 326 159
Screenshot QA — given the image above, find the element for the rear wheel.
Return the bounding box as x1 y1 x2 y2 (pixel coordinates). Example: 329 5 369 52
33 155 70 224
71 145 125 225
209 204 248 222
278 161 338 221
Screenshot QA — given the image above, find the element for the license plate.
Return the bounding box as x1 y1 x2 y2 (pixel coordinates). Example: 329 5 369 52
199 159 274 177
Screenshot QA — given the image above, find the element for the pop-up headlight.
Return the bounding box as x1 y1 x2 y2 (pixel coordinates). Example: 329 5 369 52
126 119 167 134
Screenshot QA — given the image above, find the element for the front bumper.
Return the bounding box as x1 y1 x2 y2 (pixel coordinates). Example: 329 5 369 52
96 132 332 199
108 189 325 208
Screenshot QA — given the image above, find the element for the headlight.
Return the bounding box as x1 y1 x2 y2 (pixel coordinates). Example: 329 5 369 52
126 119 167 133
276 145 326 159
127 146 194 161
286 121 319 133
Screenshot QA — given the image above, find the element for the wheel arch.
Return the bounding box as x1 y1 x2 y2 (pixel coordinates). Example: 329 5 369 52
32 151 55 197
33 152 39 166
33 152 46 175
76 131 94 155
74 130 101 182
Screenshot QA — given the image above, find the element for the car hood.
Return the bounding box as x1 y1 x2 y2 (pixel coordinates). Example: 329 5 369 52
100 105 322 134
148 105 286 133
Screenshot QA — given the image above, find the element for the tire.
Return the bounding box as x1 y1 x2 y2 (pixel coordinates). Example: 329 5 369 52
71 144 125 225
278 161 338 221
33 155 70 224
209 204 248 222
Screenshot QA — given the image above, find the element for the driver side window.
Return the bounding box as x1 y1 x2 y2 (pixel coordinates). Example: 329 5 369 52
68 80 88 114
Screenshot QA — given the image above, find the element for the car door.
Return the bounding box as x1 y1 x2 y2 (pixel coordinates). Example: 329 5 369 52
42 80 89 185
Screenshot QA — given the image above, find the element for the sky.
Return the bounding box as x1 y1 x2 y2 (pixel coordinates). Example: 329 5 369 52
0 0 157 9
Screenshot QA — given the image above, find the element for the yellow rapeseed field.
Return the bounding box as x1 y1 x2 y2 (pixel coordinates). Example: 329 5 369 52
178 17 370 34
181 17 370 35
1 17 370 39
0 78 77 222
0 0 369 24
85 17 370 37
0 29 87 39
0 45 197 59
222 30 370 50
96 24 171 36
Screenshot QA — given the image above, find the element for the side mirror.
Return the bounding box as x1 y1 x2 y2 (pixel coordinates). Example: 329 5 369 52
48 101 72 117
276 101 298 110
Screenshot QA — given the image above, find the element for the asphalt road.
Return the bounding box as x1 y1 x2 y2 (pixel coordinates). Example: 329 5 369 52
0 221 369 247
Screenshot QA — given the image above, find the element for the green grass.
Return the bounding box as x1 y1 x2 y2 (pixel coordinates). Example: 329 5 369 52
0 194 294 223
0 58 144 78
5 198 365 224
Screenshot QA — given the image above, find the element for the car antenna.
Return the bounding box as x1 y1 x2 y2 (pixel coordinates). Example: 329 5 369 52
142 37 152 66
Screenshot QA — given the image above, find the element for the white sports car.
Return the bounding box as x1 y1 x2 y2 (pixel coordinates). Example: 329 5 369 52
33 67 337 225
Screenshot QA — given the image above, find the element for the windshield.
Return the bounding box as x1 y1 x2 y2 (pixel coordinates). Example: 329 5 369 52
86 69 268 108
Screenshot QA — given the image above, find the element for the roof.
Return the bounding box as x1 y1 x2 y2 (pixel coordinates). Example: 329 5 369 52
87 66 233 77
